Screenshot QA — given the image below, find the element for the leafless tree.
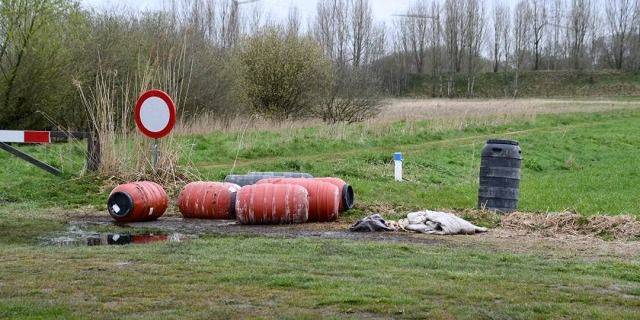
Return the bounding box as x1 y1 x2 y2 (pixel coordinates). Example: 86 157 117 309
246 2 269 35
568 0 594 70
547 0 565 69
349 0 373 67
605 0 636 69
428 1 444 96
286 6 301 37
444 0 464 96
634 1 640 70
396 2 430 73
313 0 383 123
491 3 509 72
313 0 379 68
314 0 350 66
531 0 548 70
513 0 532 96
501 5 512 72
463 0 485 96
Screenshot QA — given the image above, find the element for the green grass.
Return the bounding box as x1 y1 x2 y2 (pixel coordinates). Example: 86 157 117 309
3 108 639 216
1 104 640 318
1 234 639 319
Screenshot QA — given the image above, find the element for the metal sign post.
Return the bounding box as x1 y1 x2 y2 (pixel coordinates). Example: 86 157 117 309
134 89 176 173
152 138 159 172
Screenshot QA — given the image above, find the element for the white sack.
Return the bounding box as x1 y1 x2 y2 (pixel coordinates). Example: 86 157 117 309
399 211 488 235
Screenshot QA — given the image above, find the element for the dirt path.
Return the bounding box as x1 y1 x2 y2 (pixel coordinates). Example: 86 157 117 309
69 214 640 261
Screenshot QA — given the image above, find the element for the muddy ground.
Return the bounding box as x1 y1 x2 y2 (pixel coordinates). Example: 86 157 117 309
63 212 640 261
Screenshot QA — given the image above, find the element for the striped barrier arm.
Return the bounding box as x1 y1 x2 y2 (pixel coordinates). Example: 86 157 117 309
0 130 100 175
0 130 51 143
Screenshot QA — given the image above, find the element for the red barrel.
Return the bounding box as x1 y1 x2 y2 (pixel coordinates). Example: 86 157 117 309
315 177 355 212
178 182 240 219
257 178 340 222
235 184 309 225
107 181 168 223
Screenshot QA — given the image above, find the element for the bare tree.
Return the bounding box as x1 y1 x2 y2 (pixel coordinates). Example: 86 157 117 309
513 0 532 96
314 0 379 68
368 22 387 64
349 0 373 67
314 0 350 66
396 2 430 73
463 0 485 96
428 1 443 96
547 0 565 69
568 0 594 70
501 5 512 72
491 4 509 72
313 0 383 123
286 6 301 37
444 0 464 96
605 0 636 69
246 2 269 35
634 1 640 70
531 0 548 70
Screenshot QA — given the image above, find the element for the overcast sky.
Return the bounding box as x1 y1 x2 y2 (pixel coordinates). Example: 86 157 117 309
80 0 418 25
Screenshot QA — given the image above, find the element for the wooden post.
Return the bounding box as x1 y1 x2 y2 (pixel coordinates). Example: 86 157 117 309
86 131 100 172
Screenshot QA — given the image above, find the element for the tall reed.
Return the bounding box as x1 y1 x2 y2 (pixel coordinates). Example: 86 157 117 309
75 41 193 185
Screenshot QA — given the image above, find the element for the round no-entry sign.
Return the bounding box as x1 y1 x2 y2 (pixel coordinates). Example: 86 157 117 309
134 89 176 139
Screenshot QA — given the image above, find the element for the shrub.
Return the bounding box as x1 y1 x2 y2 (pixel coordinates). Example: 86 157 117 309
239 29 331 120
317 66 384 124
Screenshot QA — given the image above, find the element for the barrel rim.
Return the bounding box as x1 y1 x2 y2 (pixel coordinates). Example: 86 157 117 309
486 139 519 146
343 184 355 210
108 191 134 218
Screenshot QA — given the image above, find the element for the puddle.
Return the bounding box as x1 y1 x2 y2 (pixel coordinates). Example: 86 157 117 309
43 224 187 246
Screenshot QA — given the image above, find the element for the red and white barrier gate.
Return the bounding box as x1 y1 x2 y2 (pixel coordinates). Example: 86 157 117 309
0 130 100 175
0 130 51 144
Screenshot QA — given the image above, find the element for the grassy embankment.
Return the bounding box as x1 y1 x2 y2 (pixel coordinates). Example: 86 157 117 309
406 70 640 98
1 99 640 318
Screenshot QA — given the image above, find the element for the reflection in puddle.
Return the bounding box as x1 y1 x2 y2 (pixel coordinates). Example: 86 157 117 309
44 224 187 246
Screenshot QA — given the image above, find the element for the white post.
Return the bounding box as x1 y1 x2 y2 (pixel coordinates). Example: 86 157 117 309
394 152 403 182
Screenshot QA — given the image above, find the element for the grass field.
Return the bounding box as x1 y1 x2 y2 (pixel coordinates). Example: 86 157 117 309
1 98 640 318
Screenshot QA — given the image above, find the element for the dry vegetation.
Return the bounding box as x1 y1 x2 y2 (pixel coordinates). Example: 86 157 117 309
381 97 640 120
502 211 640 240
175 97 640 135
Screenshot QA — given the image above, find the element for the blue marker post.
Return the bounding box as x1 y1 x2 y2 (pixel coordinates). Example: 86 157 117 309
394 152 403 182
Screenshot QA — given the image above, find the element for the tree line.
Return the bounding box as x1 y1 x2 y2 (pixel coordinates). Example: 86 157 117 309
391 0 640 97
0 0 638 129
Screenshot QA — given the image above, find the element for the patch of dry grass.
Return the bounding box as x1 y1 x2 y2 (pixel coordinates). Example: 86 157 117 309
176 97 640 137
501 211 640 240
381 98 639 120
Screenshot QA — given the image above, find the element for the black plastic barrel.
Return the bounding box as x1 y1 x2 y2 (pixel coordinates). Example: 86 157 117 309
478 139 522 213
224 173 311 187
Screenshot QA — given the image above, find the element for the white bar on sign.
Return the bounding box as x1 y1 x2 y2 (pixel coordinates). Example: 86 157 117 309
0 130 25 143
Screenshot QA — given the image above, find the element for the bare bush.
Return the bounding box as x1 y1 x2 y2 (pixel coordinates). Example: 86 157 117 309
318 67 383 124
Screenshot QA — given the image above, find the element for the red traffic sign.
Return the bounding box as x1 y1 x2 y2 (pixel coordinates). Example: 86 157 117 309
134 89 176 139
